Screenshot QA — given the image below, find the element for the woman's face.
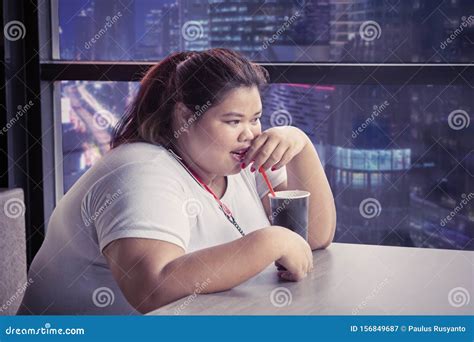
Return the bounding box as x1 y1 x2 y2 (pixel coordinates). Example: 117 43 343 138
176 86 263 180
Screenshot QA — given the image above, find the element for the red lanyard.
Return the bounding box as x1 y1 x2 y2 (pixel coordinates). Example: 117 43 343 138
168 148 246 236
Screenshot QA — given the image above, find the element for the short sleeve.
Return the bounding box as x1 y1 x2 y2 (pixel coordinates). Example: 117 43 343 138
255 166 287 199
81 161 192 253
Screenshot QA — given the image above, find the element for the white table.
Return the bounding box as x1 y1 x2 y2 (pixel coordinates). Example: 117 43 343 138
149 243 473 315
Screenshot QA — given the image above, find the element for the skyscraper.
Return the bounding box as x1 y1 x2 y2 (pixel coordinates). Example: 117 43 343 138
93 0 136 60
179 0 210 51
208 0 297 61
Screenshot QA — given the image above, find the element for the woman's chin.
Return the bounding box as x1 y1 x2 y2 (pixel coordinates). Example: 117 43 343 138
228 162 244 174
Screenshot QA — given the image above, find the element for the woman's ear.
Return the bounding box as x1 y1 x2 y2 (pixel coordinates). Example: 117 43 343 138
174 102 191 132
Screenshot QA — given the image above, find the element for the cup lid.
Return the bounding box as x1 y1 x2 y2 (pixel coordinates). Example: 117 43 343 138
269 190 310 199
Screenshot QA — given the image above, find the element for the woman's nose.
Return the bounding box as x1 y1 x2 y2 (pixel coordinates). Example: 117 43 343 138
239 126 256 142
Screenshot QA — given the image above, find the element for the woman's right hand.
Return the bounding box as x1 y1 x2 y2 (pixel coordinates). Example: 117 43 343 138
272 226 313 281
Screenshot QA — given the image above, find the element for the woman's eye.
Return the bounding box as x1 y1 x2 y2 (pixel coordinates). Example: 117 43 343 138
226 120 240 125
225 117 260 126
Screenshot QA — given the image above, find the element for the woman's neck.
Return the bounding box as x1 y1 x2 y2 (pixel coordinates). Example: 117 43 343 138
171 144 223 187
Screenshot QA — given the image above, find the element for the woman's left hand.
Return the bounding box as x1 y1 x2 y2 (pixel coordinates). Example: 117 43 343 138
242 126 310 172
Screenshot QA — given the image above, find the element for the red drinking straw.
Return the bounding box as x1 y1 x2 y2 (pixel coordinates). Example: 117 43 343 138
259 166 276 197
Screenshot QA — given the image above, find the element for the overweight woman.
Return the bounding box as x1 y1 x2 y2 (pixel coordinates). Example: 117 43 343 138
19 48 336 315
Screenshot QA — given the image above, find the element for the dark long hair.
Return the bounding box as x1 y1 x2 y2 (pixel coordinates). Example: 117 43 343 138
110 48 269 149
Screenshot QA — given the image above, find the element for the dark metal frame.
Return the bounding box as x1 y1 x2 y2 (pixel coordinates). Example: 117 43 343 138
0 0 6 189
41 61 474 85
2 0 44 265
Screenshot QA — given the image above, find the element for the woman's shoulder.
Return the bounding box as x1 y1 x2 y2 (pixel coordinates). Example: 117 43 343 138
104 143 175 169
89 143 185 189
108 142 168 160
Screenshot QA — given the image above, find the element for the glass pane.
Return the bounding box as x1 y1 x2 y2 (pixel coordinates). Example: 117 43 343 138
352 172 365 189
57 0 473 62
60 81 138 191
351 150 364 170
59 81 473 251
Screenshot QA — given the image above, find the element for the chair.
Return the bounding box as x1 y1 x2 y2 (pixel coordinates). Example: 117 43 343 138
0 188 27 315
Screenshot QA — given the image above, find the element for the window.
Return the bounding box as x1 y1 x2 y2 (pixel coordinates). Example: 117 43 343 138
60 81 137 191
370 172 382 187
59 82 473 250
57 0 474 62
35 0 471 252
351 172 366 188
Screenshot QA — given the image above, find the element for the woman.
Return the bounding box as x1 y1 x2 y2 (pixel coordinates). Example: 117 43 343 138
19 49 336 315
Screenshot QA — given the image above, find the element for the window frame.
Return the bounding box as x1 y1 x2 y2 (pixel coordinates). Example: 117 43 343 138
5 0 473 264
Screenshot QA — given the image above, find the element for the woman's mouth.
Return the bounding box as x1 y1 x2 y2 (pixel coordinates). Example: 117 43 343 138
230 148 249 162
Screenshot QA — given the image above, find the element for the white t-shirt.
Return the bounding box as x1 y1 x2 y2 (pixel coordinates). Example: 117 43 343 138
19 142 286 315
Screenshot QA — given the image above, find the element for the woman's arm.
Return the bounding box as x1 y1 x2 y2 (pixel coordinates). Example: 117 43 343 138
104 225 312 314
257 128 336 251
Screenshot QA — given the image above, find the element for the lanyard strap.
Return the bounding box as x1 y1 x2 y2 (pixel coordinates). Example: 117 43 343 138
168 148 246 237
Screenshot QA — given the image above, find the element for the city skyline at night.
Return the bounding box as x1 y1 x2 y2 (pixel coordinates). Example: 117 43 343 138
57 1 473 251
